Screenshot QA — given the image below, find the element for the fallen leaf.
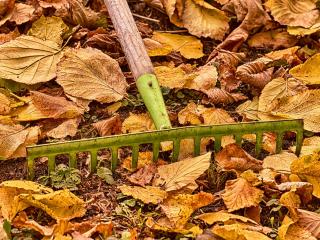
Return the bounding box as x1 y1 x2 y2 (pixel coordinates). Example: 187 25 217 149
277 182 313 204
268 90 320 132
280 191 301 209
146 32 204 59
178 102 202 125
248 29 298 50
196 211 257 225
127 164 157 187
160 0 229 40
0 124 39 159
122 151 156 171
121 113 155 133
39 0 69 9
203 87 247 105
160 192 215 228
118 185 167 204
291 151 320 198
9 3 35 25
153 152 211 191
265 46 301 65
0 0 15 27
265 0 319 28
236 98 259 121
278 215 316 240
0 27 20 45
215 143 263 172
46 118 80 139
297 209 320 238
289 53 320 85
28 16 68 45
222 176 264 212
93 115 122 136
56 47 127 103
212 223 272 240
290 136 320 156
287 16 320 36
19 189 86 220
263 152 298 173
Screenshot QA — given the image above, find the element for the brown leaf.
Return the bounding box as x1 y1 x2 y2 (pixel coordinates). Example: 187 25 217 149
297 209 320 238
56 47 127 103
263 152 298 173
265 47 301 65
0 0 15 27
121 113 155 133
153 152 211 192
222 176 264 212
122 151 156 172
160 192 215 228
0 27 19 45
46 118 80 139
39 0 69 9
196 211 258 225
203 88 247 105
127 164 157 187
215 143 263 172
236 57 274 89
9 3 35 25
93 115 122 136
248 29 298 50
118 185 167 204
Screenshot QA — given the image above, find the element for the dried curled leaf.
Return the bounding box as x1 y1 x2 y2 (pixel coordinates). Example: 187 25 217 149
236 57 273 89
287 16 320 36
45 118 80 139
196 211 257 225
297 209 320 238
0 0 15 27
265 0 319 28
222 176 264 212
0 36 63 84
203 87 247 105
9 3 35 25
93 115 122 136
161 0 229 40
39 0 69 9
0 27 20 45
56 47 127 103
119 185 167 204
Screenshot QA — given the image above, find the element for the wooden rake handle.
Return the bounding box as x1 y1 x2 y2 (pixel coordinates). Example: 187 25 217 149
104 0 172 129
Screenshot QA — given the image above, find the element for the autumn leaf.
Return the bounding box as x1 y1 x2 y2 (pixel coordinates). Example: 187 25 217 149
236 98 259 121
290 136 320 156
265 0 319 28
39 0 69 9
0 0 15 27
287 16 320 36
9 3 35 25
0 27 20 45
45 118 80 139
280 191 301 210
263 152 298 173
93 115 122 136
121 113 155 133
118 185 167 204
297 209 320 238
127 164 158 187
0 36 63 84
146 32 204 59
265 46 301 65
122 151 156 171
222 174 264 212
196 211 257 225
56 47 127 103
160 192 215 228
153 152 211 191
28 16 68 45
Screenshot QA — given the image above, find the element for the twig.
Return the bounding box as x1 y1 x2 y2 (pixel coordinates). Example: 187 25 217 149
157 30 189 33
132 13 160 23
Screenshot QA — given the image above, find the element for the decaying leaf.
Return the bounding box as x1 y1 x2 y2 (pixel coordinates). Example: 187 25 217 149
153 152 211 191
121 113 155 133
222 175 264 212
265 46 301 65
297 209 320 238
265 0 319 28
212 223 272 240
196 211 257 225
289 53 320 85
93 115 122 136
160 192 215 228
0 36 63 84
56 47 127 103
291 151 320 198
127 164 158 187
287 16 320 36
263 152 298 173
215 143 263 172
0 124 39 159
0 0 15 27
9 3 35 25
248 29 298 50
203 87 247 105
146 32 204 59
118 185 167 204
280 191 301 210
39 0 69 9
28 16 68 45
160 0 229 40
0 28 20 45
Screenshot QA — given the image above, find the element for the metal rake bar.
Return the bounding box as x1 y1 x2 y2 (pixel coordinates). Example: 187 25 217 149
27 119 303 179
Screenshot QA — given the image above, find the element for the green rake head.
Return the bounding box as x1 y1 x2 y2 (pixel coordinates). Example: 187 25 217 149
27 119 304 179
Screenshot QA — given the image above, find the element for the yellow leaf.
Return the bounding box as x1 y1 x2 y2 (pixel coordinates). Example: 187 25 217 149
212 223 272 240
56 47 127 103
289 53 320 85
153 152 211 191
288 16 320 36
263 152 298 173
196 211 257 225
118 185 167 204
291 136 320 156
236 98 260 121
0 36 63 84
178 102 202 125
121 113 155 133
265 46 301 64
28 16 68 45
265 0 319 28
148 32 204 59
280 191 301 209
160 192 215 228
291 151 320 198
222 177 264 212
19 189 86 220
267 90 320 132
121 151 154 171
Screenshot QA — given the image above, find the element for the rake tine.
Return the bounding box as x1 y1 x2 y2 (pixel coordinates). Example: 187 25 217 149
111 147 119 172
214 135 222 152
172 139 180 161
90 150 98 172
235 134 242 145
69 152 77 168
153 141 160 162
131 144 139 169
27 156 35 179
48 155 56 173
276 132 284 154
194 136 201 156
255 132 263 156
295 130 304 156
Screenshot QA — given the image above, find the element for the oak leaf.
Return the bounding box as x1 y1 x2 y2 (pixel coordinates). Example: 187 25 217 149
56 47 127 103
222 176 264 212
160 192 215 228
0 36 63 84
265 0 319 28
93 115 121 136
153 152 211 191
118 185 167 204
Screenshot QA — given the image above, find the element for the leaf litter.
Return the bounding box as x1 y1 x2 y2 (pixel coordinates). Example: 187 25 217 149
1 0 320 239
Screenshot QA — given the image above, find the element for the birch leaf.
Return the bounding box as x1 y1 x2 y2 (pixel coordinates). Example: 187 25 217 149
56 47 127 103
0 36 63 84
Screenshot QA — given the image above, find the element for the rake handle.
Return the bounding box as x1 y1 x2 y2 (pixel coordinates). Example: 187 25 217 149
104 0 154 79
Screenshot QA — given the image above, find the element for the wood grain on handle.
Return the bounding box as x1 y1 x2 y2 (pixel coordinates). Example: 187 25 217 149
104 0 154 79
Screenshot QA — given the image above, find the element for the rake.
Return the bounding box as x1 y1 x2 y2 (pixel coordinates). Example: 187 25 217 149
26 0 304 179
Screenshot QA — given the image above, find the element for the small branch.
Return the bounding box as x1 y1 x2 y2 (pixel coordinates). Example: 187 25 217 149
132 13 160 23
